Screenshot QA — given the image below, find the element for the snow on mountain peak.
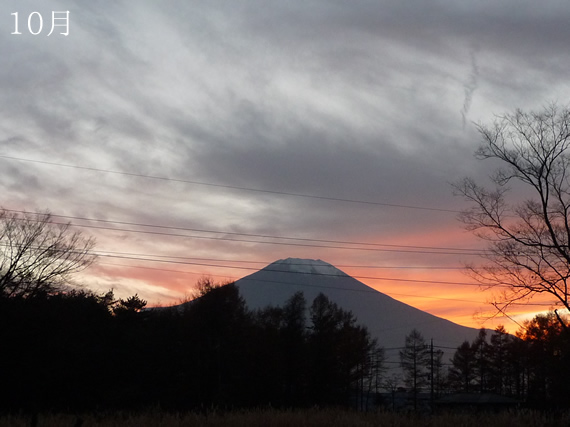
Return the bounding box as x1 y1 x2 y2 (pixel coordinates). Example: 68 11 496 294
267 258 348 278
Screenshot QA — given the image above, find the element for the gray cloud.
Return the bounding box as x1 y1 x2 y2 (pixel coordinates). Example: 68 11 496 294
1 0 569 310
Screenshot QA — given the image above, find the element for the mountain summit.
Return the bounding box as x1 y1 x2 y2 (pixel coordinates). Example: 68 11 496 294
260 258 349 277
236 258 479 356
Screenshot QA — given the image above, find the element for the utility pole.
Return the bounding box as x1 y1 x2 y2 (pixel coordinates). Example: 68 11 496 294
413 342 417 411
430 338 434 412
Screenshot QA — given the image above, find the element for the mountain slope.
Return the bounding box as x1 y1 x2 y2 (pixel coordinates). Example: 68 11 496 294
235 258 480 354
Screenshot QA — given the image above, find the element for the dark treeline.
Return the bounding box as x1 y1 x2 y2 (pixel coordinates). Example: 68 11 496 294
447 315 570 409
2 278 570 413
0 280 382 412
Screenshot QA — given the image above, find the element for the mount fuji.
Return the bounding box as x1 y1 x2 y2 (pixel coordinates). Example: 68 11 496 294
235 258 481 359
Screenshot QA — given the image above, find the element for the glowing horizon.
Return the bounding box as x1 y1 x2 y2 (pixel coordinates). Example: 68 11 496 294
4 1 570 341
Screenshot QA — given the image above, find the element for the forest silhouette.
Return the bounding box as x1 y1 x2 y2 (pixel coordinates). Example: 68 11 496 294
0 283 384 412
1 280 569 413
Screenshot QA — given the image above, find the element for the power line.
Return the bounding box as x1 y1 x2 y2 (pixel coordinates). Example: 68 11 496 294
4 208 482 253
383 345 459 351
99 252 467 269
1 234 555 295
2 210 556 310
0 226 555 311
91 251 486 285
3 206 486 259
56 222 488 255
6 211 485 256
96 259 555 307
0 155 461 213
0 239 483 286
99 260 486 304
0 236 470 270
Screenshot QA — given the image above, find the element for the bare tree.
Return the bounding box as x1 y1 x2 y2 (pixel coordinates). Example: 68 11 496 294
454 104 570 326
0 209 96 297
400 329 430 410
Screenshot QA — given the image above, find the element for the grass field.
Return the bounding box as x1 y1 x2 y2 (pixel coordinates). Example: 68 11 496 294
1 409 569 427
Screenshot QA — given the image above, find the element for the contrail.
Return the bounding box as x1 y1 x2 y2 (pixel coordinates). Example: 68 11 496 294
461 49 479 129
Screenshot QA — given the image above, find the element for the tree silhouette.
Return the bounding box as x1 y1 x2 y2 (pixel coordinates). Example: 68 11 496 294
488 326 511 394
182 281 251 406
281 292 308 404
516 311 570 404
113 293 147 318
454 104 570 326
308 293 380 406
472 329 490 393
0 209 96 298
448 325 531 399
449 341 476 392
400 329 430 410
0 280 387 411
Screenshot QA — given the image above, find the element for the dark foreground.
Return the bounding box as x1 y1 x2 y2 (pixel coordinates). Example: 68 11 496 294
1 409 570 427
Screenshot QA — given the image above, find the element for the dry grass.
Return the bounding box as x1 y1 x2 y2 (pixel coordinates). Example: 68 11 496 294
1 408 569 427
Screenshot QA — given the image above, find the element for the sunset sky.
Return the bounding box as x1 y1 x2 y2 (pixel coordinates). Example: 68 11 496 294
2 0 570 333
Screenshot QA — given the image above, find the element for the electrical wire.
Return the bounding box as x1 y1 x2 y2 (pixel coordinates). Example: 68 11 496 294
8 216 486 256
97 252 467 270
3 208 483 253
96 260 556 307
0 155 460 213
91 251 486 286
